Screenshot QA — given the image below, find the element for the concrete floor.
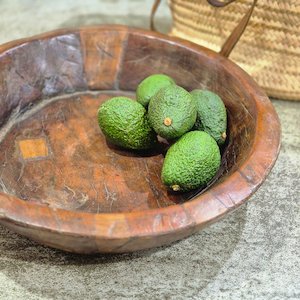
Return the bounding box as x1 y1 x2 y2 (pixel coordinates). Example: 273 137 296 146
0 1 299 299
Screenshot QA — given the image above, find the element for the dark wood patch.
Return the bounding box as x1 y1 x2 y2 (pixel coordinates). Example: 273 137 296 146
0 33 87 126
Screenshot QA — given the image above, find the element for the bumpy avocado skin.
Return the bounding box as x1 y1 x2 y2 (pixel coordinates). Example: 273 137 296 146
148 85 197 140
97 97 157 150
191 90 227 146
161 131 221 192
136 74 175 107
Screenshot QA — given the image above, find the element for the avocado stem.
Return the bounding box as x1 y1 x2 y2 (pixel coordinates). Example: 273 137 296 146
171 184 180 191
221 132 227 140
164 117 172 126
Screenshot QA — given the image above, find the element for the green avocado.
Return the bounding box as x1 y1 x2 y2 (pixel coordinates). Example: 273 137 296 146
161 131 221 192
191 89 227 146
136 74 175 107
97 97 157 150
148 85 197 140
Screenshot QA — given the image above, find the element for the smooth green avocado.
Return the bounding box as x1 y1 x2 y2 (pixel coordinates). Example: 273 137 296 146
97 97 157 150
191 89 227 145
136 74 175 107
161 131 221 192
148 85 197 140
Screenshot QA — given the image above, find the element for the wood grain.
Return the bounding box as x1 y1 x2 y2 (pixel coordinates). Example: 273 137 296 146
0 25 280 253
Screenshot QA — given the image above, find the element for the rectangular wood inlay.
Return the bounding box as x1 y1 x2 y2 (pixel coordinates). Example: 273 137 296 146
19 138 49 159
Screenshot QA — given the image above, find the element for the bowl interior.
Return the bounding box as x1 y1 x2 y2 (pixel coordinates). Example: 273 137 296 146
0 26 257 214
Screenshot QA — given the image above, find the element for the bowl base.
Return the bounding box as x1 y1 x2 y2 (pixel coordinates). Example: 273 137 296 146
0 91 198 213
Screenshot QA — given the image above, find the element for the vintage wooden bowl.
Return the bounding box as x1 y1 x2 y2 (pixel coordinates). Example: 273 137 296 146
0 25 280 253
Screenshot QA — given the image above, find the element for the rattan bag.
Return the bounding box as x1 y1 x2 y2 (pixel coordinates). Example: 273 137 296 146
153 0 300 100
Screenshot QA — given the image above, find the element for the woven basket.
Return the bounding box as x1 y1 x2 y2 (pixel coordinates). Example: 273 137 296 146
165 0 300 100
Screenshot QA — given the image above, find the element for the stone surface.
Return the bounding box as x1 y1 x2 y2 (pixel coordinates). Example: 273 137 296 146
0 1 299 299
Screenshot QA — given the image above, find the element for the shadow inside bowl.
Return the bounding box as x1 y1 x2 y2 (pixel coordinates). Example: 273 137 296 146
105 139 168 158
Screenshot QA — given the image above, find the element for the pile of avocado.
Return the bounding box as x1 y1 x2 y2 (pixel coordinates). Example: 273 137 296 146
98 74 227 192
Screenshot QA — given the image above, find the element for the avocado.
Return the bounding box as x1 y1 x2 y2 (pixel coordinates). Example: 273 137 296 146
148 85 197 140
97 97 157 150
191 89 227 146
161 131 221 192
136 74 175 107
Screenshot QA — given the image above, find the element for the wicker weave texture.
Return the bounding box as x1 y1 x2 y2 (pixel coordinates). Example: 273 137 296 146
169 0 300 100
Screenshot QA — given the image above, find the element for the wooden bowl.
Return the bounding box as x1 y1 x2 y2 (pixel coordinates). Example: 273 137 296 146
0 25 280 253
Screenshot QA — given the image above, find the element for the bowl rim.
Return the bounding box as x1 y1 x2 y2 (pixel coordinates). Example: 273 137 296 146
0 25 281 242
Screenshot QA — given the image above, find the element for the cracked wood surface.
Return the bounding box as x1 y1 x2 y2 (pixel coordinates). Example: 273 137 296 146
0 25 280 253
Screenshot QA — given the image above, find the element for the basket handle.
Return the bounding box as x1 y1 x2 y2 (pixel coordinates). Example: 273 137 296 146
150 0 257 58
